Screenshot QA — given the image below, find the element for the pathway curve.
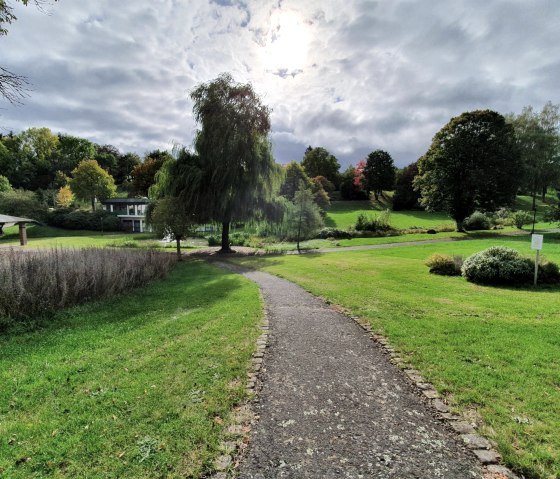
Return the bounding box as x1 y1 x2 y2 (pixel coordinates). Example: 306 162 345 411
215 261 483 479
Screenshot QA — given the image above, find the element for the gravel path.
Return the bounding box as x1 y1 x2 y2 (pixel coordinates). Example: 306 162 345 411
215 261 483 479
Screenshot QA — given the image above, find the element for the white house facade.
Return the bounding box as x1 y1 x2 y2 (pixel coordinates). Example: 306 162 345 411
102 198 151 233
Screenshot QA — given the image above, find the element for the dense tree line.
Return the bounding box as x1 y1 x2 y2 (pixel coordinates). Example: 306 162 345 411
0 127 172 207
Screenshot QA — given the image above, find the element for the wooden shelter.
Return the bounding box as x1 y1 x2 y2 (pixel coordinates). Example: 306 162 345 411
0 214 37 246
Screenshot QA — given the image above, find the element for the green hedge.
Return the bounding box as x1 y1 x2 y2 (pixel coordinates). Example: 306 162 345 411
47 209 120 231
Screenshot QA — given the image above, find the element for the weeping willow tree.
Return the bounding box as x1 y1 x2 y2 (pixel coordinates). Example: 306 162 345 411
151 74 282 253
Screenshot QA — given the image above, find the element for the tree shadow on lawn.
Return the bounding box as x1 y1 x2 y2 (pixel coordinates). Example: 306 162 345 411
0 261 248 351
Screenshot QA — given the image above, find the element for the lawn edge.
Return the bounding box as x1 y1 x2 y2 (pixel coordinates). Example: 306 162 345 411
337 305 520 479
209 261 271 479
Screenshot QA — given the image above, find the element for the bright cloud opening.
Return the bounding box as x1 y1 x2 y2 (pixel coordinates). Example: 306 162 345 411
260 11 310 76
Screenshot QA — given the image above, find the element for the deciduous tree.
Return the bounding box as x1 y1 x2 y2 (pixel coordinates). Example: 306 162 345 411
363 150 396 201
507 102 560 206
414 110 520 231
280 161 312 200
70 159 116 211
154 73 280 253
392 161 420 210
340 165 367 200
56 134 96 177
302 146 340 187
147 197 193 261
131 150 172 196
55 184 73 207
0 174 11 192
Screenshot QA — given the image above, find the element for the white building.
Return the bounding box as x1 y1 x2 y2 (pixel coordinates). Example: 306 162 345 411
102 198 151 233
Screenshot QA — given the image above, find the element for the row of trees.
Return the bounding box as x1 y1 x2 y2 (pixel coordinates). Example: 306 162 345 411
147 72 560 257
0 128 174 205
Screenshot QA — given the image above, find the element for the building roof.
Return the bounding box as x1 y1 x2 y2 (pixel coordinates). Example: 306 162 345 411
0 214 38 227
102 197 150 205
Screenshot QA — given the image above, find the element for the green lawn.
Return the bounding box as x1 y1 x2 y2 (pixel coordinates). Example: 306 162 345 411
325 200 456 230
232 235 560 479
0 260 262 478
0 225 207 249
326 196 560 232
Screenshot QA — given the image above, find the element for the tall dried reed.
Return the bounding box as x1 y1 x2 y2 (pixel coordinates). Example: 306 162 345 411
0 247 176 324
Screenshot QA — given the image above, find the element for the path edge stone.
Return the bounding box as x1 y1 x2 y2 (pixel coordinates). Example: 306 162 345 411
344 309 520 479
209 261 271 478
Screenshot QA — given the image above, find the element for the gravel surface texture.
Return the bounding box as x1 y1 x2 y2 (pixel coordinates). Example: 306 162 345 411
215 261 483 479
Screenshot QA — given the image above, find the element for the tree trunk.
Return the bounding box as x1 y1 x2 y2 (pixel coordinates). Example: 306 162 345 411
219 221 234 253
176 237 182 261
91 197 96 211
542 186 547 202
374 190 379 201
455 219 465 232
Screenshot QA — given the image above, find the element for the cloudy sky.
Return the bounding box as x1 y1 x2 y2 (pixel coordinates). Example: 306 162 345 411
1 0 559 168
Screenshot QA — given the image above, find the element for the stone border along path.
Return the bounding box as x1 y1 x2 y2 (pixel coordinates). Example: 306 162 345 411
211 261 519 479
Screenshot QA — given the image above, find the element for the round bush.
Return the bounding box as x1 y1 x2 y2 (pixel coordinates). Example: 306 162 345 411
539 261 560 284
511 210 532 229
463 211 492 231
461 246 533 285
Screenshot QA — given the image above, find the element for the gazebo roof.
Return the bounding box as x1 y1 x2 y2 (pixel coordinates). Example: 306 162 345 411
0 214 37 228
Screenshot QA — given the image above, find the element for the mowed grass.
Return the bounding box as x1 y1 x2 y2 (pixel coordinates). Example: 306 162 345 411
325 200 456 230
232 235 560 479
326 195 560 232
0 260 262 478
0 225 208 249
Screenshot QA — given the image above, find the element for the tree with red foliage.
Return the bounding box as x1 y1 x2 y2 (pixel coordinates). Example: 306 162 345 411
354 159 366 189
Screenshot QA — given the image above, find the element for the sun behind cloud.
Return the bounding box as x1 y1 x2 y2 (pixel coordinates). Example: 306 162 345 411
260 10 310 77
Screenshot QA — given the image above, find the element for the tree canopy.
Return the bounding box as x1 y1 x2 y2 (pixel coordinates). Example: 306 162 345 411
152 73 280 252
0 174 11 192
0 128 147 203
280 161 312 200
131 150 172 196
507 102 560 204
70 159 116 211
301 146 340 187
147 197 193 261
363 150 396 201
286 182 324 252
392 161 421 210
414 110 520 231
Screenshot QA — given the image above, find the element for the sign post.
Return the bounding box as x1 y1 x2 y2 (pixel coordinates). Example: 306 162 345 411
531 234 543 286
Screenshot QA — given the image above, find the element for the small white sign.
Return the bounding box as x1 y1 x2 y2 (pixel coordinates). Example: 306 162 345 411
531 234 543 251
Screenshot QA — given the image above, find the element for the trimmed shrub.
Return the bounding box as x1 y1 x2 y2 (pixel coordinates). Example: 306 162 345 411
511 211 533 229
0 248 176 325
426 253 462 276
462 246 534 285
47 209 120 231
463 211 492 231
316 228 353 239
